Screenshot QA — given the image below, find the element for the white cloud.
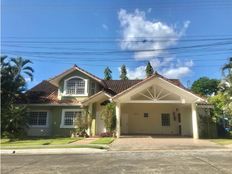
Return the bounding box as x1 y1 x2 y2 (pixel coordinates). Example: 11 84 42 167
102 24 109 30
118 9 189 60
127 66 146 79
117 9 192 79
162 67 191 79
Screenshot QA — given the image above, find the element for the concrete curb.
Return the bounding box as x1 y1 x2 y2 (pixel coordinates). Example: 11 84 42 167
1 148 107 155
108 148 232 152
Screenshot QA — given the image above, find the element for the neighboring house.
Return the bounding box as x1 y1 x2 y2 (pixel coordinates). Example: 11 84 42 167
20 65 211 139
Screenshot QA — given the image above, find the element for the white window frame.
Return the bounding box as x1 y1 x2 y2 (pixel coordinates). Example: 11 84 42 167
60 109 83 128
63 76 88 96
28 110 49 128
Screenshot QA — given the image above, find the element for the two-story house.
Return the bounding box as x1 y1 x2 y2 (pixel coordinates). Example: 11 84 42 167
21 64 209 139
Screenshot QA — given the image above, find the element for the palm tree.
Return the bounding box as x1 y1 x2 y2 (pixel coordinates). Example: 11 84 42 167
1 55 9 69
11 57 34 81
220 57 232 115
222 57 232 77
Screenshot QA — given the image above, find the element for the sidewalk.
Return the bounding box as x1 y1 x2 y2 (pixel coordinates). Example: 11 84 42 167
1 148 107 155
69 137 99 145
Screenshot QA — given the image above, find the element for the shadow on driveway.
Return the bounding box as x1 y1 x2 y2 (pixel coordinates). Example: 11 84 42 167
110 135 226 151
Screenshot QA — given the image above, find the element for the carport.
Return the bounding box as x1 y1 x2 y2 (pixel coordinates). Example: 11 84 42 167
112 74 206 139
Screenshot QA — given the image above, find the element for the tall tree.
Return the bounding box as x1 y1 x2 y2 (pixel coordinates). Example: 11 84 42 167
11 57 34 81
1 56 34 138
120 64 128 80
191 77 220 96
145 61 154 77
222 57 232 77
104 67 112 80
219 57 232 116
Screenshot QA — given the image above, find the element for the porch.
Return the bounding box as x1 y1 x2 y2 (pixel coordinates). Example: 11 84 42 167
116 103 197 138
114 77 201 139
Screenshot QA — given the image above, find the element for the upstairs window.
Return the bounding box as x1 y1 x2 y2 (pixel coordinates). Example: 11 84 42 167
64 76 88 96
91 82 96 95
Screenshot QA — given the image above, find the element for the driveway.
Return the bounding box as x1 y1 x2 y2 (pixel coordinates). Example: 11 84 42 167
110 135 224 151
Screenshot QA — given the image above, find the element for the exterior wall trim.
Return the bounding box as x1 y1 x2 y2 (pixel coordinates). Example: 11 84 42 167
63 76 88 97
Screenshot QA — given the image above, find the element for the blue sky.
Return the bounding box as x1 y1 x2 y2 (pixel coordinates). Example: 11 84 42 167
2 0 232 88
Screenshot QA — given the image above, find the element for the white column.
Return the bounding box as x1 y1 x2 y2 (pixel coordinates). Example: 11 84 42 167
87 103 92 136
191 103 199 139
116 103 121 138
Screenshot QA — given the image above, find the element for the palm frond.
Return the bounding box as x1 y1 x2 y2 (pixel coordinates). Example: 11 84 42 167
24 71 33 81
22 59 32 67
1 55 9 68
222 57 232 76
10 58 19 66
23 66 34 73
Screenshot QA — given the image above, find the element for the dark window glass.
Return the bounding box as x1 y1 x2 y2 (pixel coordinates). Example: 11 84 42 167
144 113 149 118
161 114 170 126
29 112 47 126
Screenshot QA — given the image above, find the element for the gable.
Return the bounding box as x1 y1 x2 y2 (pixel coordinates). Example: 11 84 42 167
113 75 205 103
49 65 102 86
131 85 181 101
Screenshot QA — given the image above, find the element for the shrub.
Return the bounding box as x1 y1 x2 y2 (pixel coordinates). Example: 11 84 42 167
100 103 116 132
100 132 113 137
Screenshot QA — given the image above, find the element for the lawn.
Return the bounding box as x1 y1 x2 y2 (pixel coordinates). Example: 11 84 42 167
0 137 83 148
90 137 115 144
211 139 232 145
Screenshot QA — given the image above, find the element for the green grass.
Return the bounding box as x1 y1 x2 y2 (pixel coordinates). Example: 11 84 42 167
0 137 83 147
1 144 108 150
211 139 232 145
90 137 115 144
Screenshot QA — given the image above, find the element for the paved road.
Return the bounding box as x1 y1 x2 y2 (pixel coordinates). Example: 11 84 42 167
1 150 232 174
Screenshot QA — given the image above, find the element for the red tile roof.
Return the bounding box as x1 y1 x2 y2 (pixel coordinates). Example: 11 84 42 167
102 80 142 95
18 80 81 105
112 72 204 100
18 66 202 105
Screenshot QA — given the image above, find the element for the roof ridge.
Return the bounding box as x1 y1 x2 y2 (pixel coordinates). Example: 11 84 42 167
48 66 75 81
102 79 143 81
48 65 102 84
74 65 102 82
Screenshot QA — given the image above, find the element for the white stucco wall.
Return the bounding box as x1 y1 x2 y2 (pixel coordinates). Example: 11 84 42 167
120 103 192 136
95 100 106 135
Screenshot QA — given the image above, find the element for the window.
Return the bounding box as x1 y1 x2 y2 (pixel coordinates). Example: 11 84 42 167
64 76 88 96
28 111 48 127
61 109 82 128
161 113 170 126
144 113 149 118
91 82 96 95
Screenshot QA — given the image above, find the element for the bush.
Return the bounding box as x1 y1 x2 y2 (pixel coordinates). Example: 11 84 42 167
100 103 116 132
217 123 231 138
100 132 113 137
